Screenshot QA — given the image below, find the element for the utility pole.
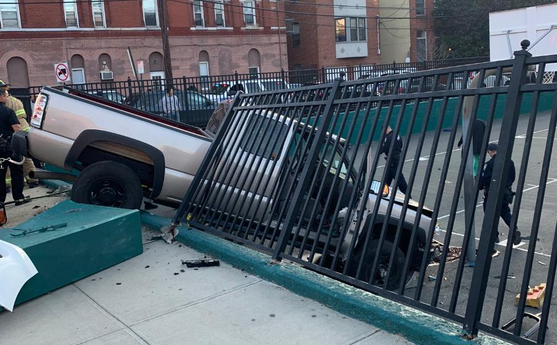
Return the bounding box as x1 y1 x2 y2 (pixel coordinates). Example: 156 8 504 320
158 0 173 82
276 0 283 70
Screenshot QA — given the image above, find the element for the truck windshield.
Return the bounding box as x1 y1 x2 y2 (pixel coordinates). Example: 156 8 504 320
239 113 289 160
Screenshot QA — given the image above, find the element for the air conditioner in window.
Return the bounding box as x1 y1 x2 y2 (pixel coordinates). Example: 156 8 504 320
100 71 113 80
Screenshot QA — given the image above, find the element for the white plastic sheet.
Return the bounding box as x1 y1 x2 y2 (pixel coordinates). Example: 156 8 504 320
0 240 38 312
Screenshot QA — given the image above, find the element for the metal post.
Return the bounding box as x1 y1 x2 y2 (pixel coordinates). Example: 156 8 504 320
463 40 532 337
158 0 173 81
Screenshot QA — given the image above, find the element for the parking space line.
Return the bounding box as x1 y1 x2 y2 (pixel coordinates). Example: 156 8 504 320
436 178 557 258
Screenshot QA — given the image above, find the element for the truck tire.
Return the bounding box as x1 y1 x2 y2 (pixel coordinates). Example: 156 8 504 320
71 161 143 209
349 240 405 291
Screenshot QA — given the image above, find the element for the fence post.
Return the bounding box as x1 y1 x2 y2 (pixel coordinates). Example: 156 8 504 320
234 71 239 85
321 66 326 83
462 39 532 338
281 68 286 85
127 77 133 99
182 76 189 113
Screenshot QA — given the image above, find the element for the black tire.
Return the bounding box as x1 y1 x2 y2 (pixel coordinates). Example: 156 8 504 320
71 161 143 209
349 240 405 291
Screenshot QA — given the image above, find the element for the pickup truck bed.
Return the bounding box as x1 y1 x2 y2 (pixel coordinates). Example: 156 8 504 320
14 86 213 208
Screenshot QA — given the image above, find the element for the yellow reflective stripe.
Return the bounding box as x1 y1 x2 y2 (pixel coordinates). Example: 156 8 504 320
15 109 26 117
21 127 30 132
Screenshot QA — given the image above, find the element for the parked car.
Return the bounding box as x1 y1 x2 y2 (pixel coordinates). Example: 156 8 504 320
407 77 447 93
206 79 293 103
90 90 127 104
129 89 215 128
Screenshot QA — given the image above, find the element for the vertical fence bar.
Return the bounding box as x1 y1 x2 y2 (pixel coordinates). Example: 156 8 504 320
463 41 532 337
271 78 343 261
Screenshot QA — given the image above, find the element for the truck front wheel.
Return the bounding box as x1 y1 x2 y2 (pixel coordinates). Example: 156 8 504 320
349 240 405 291
71 161 143 209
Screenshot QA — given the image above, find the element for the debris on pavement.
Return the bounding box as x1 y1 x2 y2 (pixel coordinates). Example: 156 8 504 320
537 260 547 266
181 259 220 268
516 283 547 308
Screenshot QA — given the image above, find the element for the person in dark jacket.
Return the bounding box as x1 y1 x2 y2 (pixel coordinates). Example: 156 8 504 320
479 142 521 245
380 126 409 196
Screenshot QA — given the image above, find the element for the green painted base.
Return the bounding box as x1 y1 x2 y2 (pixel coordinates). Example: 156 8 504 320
0 200 143 306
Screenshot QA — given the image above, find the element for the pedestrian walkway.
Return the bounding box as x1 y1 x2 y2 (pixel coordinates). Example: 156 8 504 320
0 227 414 345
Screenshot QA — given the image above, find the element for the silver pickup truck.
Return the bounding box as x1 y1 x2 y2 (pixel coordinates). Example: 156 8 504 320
14 86 213 209
13 86 435 289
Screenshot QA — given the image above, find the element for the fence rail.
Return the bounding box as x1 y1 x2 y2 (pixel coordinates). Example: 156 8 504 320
9 57 488 129
173 45 557 344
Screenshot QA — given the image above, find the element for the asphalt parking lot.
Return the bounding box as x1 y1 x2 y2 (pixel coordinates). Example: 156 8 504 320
372 109 557 341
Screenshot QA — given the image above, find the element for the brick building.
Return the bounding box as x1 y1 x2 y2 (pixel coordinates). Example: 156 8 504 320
285 0 435 73
0 0 287 87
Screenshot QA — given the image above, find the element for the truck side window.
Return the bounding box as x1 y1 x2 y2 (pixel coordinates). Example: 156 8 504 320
240 115 288 160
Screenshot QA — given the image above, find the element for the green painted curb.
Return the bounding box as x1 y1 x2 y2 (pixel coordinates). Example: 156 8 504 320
140 212 510 345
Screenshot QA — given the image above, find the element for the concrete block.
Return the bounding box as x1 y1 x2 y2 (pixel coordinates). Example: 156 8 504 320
0 200 142 306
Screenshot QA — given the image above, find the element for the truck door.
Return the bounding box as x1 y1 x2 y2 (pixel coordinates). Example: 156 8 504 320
206 111 293 222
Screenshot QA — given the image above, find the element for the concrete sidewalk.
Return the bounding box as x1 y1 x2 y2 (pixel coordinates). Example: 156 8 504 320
0 224 414 345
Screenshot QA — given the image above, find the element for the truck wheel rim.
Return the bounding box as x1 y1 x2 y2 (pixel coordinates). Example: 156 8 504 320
89 179 125 207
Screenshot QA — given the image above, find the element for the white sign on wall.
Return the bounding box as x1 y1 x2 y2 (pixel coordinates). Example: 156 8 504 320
54 62 71 83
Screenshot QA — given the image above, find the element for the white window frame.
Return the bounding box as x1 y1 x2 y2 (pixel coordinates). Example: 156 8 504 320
215 0 225 27
64 0 79 28
248 66 259 78
92 0 106 28
0 0 20 29
417 30 427 61
193 0 204 27
243 1 256 27
416 0 425 16
143 0 159 27
336 17 366 42
71 68 87 84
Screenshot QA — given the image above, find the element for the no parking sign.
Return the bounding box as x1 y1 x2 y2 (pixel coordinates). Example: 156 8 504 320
54 62 71 83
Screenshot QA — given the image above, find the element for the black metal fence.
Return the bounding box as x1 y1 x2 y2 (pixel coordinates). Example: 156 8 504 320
9 57 487 129
173 43 557 344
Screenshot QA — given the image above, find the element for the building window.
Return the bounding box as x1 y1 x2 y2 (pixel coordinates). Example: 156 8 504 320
335 18 346 42
248 49 260 77
292 22 300 47
336 17 365 42
64 0 79 27
243 1 256 26
143 0 158 27
193 1 204 27
358 18 366 41
215 1 225 27
417 30 427 61
92 0 106 28
416 0 425 16
0 0 19 29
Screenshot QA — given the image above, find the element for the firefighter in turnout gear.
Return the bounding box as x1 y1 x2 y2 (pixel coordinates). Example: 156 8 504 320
0 80 38 189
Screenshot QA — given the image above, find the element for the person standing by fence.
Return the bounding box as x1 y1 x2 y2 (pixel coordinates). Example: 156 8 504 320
380 125 410 197
479 142 521 248
160 87 180 121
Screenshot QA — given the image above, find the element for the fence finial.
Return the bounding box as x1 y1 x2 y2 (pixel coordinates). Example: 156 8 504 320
520 39 530 51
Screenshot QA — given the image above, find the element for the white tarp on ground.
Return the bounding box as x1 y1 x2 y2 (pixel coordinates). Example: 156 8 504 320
0 240 38 312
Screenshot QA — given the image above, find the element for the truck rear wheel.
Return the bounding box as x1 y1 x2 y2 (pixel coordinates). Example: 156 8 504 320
349 240 405 291
71 161 143 209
